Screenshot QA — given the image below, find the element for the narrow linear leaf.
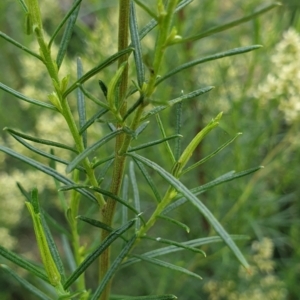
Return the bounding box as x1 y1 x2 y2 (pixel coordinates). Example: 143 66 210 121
40 213 66 283
182 132 242 175
132 255 202 280
0 265 52 300
61 235 77 273
110 294 177 300
174 102 182 160
0 246 49 283
64 220 136 290
134 159 161 203
157 215 189 233
123 94 144 122
0 31 42 60
60 184 142 220
56 0 81 68
129 162 141 230
0 82 57 111
156 114 176 164
91 235 137 300
128 153 250 269
77 215 113 233
66 129 123 173
63 48 133 97
130 1 145 87
8 133 85 172
48 0 83 48
92 154 114 170
79 108 109 134
134 0 157 19
156 45 262 85
122 235 248 268
134 121 150 137
98 80 108 98
129 134 182 152
178 2 281 44
76 57 87 148
122 175 129 237
16 182 32 202
0 146 98 203
141 86 214 120
143 236 205 257
78 85 110 109
4 127 78 153
44 212 71 238
17 0 28 12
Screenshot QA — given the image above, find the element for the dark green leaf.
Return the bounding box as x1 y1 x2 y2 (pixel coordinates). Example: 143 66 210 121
0 265 52 300
130 1 145 87
129 162 141 230
0 31 42 60
157 215 189 233
134 159 161 203
66 129 123 173
8 132 85 172
132 255 202 280
17 0 28 12
64 220 136 290
79 108 109 134
0 146 98 203
56 0 81 68
77 215 113 233
0 247 49 283
63 48 133 97
129 134 182 152
76 57 87 148
156 45 262 85
4 127 78 153
0 82 57 111
78 85 110 109
177 3 281 44
48 0 82 48
91 235 136 300
128 153 249 269
110 294 177 300
141 86 214 120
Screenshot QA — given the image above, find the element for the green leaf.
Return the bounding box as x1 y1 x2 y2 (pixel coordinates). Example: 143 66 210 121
78 85 110 109
4 127 78 153
129 162 141 230
48 0 83 48
130 1 145 87
122 235 248 268
0 146 98 203
7 132 85 172
133 0 157 19
110 294 177 300
143 236 205 257
132 255 202 280
79 108 109 134
134 159 161 203
44 212 71 238
0 31 42 60
59 184 142 219
121 175 129 237
17 0 28 12
129 134 182 152
0 246 49 283
123 94 144 122
63 48 133 97
156 215 189 233
174 102 182 160
182 132 242 175
76 57 87 148
156 45 262 85
61 235 76 273
128 153 250 269
40 213 66 283
56 0 81 69
96 159 114 183
141 86 214 120
98 80 108 98
0 265 52 300
77 215 113 233
91 235 137 300
174 112 222 176
66 129 123 173
0 82 57 111
177 2 281 44
64 220 136 290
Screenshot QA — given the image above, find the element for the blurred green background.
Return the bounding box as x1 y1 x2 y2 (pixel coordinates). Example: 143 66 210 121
0 0 300 299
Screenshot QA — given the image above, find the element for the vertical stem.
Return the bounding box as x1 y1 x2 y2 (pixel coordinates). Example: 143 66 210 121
99 1 130 300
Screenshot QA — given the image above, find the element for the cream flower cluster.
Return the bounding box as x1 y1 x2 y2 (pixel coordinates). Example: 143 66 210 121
255 28 300 124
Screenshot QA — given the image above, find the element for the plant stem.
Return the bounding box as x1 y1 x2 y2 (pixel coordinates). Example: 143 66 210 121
99 1 130 300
